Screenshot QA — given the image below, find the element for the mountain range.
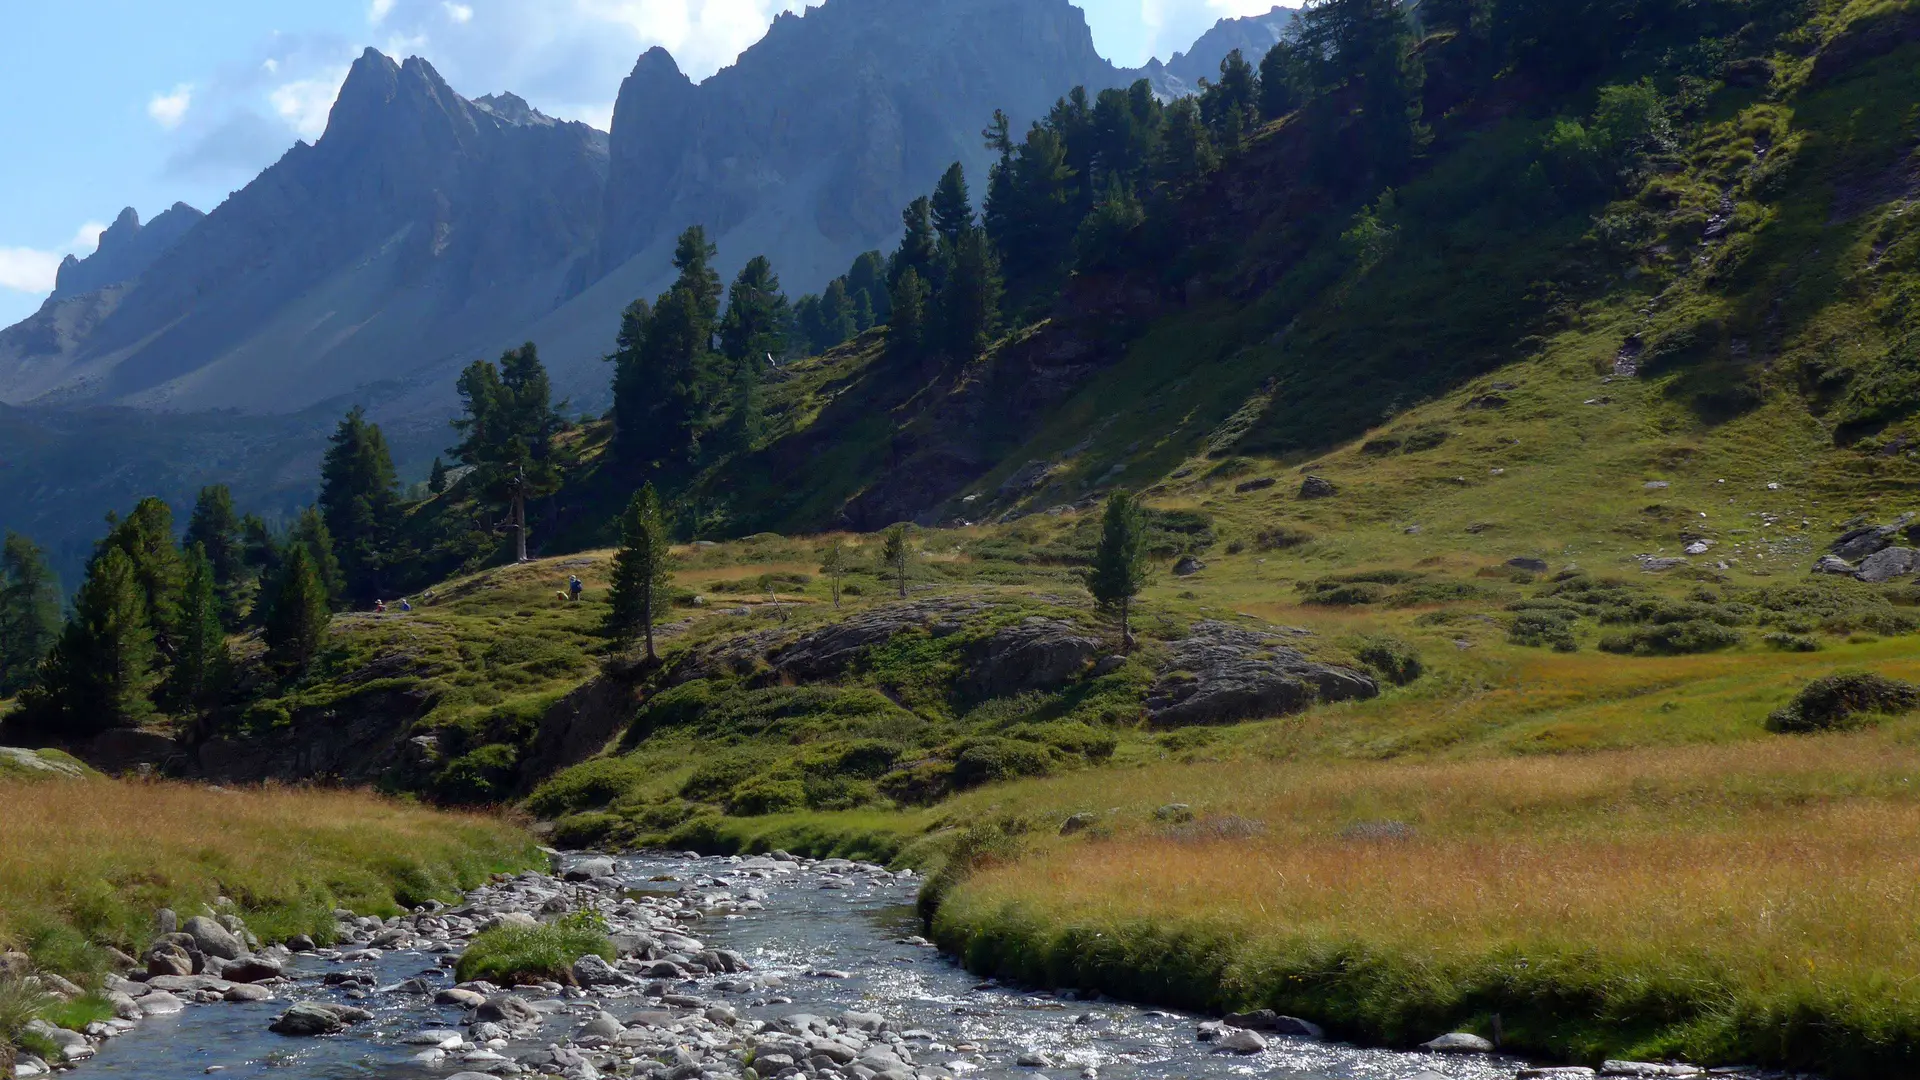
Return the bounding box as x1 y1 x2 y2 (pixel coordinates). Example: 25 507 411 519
0 0 1294 579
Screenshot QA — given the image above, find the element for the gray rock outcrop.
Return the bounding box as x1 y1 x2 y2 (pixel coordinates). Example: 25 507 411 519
1146 621 1377 726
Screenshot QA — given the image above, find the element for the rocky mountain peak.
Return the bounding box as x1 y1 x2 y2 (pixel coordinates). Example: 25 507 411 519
51 203 204 301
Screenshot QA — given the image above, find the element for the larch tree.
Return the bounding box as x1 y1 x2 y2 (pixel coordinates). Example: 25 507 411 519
879 524 914 599
1086 489 1151 651
607 484 675 662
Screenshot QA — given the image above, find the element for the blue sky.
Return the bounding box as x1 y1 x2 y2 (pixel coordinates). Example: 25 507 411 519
0 0 1290 328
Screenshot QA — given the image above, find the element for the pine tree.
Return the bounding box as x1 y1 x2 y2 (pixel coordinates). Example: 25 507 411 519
289 507 345 607
1086 489 1151 651
97 497 184 663
845 251 890 327
606 484 674 662
0 532 62 697
184 485 242 596
817 279 858 350
453 344 562 562
819 538 851 610
890 197 940 288
319 405 400 602
1155 98 1219 184
166 543 228 710
1259 38 1313 119
887 267 930 359
21 547 156 735
718 354 765 459
931 163 975 245
1074 176 1146 274
608 296 655 471
879 524 914 599
264 543 331 673
938 228 1004 361
1200 49 1260 146
428 456 450 494
719 256 791 364
672 225 724 327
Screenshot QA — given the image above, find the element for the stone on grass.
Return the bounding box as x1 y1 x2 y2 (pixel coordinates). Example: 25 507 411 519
1299 476 1338 499
1857 547 1919 584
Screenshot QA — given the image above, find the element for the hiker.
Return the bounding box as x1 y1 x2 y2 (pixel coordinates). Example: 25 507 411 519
374 599 386 614
399 598 413 612
569 575 584 602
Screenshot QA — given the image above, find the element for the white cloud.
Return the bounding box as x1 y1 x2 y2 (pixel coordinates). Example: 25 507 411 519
443 2 474 23
574 0 809 77
262 57 280 74
369 0 396 23
270 68 350 140
0 223 107 294
147 84 193 129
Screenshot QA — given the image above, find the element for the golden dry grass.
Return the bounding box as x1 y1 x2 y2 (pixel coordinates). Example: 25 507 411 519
935 732 1920 1072
0 777 533 971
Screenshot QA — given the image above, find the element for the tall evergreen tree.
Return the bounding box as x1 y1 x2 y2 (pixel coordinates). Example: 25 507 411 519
1086 489 1151 651
717 354 765 459
184 486 242 595
1155 98 1219 184
938 228 1004 361
97 498 184 662
166 543 228 710
606 484 674 662
0 532 62 697
672 225 724 328
265 544 331 673
608 296 655 470
428 457 450 494
289 507 345 607
890 197 941 288
318 406 400 602
453 344 562 562
844 251 891 328
21 547 156 735
1074 176 1146 274
816 279 859 350
719 256 791 364
931 163 975 245
887 267 930 360
1199 49 1261 148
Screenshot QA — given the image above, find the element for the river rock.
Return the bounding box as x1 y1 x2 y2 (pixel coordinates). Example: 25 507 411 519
1600 1063 1702 1078
564 856 617 881
270 1002 369 1036
222 956 283 983
136 991 185 1016
1857 546 1919 583
145 944 193 978
181 916 246 960
480 911 539 932
572 953 630 987
445 1074 502 1080
1216 1028 1268 1054
1422 1032 1495 1054
1145 621 1377 727
1222 1009 1323 1038
1519 1069 1598 1078
474 993 543 1031
436 987 487 1008
104 990 142 1021
223 983 274 1002
23 1020 92 1062
578 1010 625 1040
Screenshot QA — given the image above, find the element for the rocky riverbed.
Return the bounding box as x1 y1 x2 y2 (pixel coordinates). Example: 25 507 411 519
17 853 1806 1080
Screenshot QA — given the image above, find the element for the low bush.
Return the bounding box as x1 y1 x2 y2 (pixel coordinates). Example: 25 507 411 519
1350 635 1425 686
1254 526 1314 551
1509 609 1581 651
453 913 615 986
433 744 521 805
1767 672 1920 734
950 738 1058 790
1598 620 1742 656
1763 632 1822 653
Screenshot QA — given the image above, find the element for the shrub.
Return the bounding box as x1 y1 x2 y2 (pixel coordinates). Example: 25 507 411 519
1763 632 1822 653
1254 526 1314 551
526 757 652 817
550 812 627 849
0 977 53 1048
1351 635 1425 686
1599 621 1742 656
950 738 1058 790
453 913 614 986
725 777 807 816
1302 582 1390 606
433 744 520 805
1509 609 1580 651
1766 672 1920 734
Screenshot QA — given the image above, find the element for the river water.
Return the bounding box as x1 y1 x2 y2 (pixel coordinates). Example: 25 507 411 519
72 853 1530 1080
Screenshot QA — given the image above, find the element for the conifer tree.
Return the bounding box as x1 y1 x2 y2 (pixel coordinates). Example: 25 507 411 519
672 225 724 328
931 163 975 245
1155 98 1219 184
319 406 400 601
890 197 941 288
166 543 228 709
817 279 858 350
96 497 184 663
289 507 345 607
879 524 914 599
819 538 851 609
1075 176 1146 274
606 484 674 662
1200 49 1260 146
718 256 791 364
0 532 62 697
453 344 562 561
428 457 450 494
844 251 890 328
718 354 764 459
184 485 242 597
938 228 1004 361
1086 489 1151 651
265 543 331 673
887 267 930 359
608 296 654 471
22 547 155 735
